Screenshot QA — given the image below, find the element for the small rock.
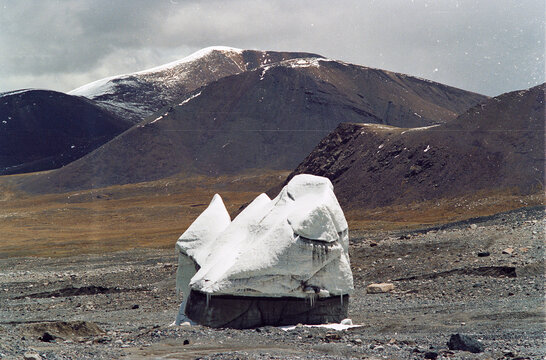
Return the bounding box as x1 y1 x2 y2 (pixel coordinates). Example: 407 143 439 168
502 248 514 255
38 332 56 343
23 353 42 360
367 283 395 294
353 338 363 345
424 351 438 359
469 224 477 230
447 333 484 353
369 242 378 247
131 304 139 309
341 318 353 325
180 321 191 326
183 339 190 345
477 251 490 257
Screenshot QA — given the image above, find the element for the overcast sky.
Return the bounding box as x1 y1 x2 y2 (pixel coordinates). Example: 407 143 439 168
0 0 543 96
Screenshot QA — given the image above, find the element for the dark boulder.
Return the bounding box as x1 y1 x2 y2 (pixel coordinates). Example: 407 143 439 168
447 333 484 353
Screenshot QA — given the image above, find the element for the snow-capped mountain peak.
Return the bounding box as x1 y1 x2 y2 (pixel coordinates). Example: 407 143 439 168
68 47 321 123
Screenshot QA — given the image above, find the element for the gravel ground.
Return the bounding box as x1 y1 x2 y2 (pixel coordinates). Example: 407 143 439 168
0 206 543 359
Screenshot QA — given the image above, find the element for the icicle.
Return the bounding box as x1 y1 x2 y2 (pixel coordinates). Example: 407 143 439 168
206 293 211 308
340 293 343 306
308 292 317 307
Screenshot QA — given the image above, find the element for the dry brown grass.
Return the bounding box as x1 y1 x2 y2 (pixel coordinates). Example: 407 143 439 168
0 171 542 258
0 171 289 258
346 189 543 231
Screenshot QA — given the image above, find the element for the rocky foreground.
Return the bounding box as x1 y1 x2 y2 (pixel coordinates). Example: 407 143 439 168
0 206 543 359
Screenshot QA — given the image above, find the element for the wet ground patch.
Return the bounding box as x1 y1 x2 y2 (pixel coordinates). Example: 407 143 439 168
15 285 148 299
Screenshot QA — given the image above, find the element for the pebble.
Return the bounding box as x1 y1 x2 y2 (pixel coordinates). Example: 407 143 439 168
367 283 395 293
23 353 42 360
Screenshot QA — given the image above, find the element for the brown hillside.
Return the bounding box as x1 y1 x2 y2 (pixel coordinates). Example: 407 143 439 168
283 84 544 210
20 59 486 193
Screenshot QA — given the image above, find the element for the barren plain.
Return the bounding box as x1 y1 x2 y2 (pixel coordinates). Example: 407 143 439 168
0 173 543 359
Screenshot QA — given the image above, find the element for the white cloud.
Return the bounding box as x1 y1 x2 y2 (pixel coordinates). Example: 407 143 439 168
0 0 543 95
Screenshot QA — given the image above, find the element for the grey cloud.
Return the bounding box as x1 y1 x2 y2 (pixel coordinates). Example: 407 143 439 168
0 0 543 95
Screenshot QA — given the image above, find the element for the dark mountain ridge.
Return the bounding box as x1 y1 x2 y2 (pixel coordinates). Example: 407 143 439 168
0 89 132 175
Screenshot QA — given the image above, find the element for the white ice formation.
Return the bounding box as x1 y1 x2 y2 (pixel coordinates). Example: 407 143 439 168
175 174 353 311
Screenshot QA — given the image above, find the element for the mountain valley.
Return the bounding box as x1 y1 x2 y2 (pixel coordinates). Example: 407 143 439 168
0 46 543 360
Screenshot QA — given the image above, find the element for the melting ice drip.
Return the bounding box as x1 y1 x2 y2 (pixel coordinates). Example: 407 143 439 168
308 292 317 307
206 293 211 308
304 286 318 307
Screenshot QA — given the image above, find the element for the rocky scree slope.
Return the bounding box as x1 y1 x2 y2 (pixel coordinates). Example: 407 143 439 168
20 58 487 193
283 83 545 209
0 89 132 175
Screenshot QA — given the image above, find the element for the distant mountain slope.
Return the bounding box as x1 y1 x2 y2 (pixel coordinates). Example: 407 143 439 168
282 83 545 209
20 58 487 193
69 46 322 123
0 89 132 175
